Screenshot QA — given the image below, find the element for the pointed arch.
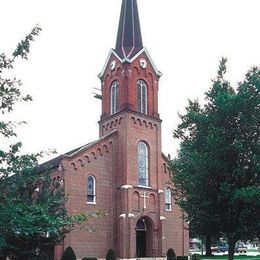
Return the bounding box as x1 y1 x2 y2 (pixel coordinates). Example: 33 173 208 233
137 79 147 114
137 141 149 186
165 187 172 211
111 81 119 115
87 175 96 204
136 216 154 257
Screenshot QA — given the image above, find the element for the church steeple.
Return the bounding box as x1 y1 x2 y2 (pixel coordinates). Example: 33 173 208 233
98 0 162 125
115 0 143 59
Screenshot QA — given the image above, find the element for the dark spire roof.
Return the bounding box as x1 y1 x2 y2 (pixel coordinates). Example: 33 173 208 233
115 0 143 59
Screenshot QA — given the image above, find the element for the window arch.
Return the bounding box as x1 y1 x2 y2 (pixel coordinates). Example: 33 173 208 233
165 187 172 211
138 142 149 186
87 176 96 204
111 81 119 115
137 80 147 114
136 219 147 231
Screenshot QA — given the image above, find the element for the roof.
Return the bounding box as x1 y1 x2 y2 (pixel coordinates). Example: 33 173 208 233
37 144 87 173
115 0 143 59
98 48 163 79
37 130 118 173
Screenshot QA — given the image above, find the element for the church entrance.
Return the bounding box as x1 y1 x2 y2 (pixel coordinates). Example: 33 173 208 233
136 231 146 257
136 217 153 257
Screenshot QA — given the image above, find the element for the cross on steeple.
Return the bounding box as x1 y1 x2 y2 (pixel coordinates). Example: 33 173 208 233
115 0 143 59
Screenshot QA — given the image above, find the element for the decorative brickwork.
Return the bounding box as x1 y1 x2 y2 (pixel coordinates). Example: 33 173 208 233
44 1 190 259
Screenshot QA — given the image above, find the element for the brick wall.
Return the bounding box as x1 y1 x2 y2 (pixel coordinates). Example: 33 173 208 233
53 50 189 259
60 134 117 259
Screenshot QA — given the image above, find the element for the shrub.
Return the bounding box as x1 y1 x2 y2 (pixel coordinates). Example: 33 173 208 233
82 257 97 260
167 248 176 260
106 249 116 260
177 256 188 260
61 247 76 260
192 254 200 260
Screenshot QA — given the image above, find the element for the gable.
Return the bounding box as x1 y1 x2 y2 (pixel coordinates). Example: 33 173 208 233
98 48 163 80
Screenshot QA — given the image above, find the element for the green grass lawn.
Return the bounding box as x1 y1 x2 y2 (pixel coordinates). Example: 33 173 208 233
200 256 260 260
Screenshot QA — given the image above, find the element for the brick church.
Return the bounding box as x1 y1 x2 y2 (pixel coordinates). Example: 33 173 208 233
40 0 189 259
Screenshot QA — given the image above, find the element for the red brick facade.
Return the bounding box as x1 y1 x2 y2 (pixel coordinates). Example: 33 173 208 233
49 49 189 259
48 1 189 259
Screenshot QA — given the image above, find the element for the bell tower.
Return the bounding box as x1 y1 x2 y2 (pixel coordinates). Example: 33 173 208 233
96 1 179 258
98 0 162 131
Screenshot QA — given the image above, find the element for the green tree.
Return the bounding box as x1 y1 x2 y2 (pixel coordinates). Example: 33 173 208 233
0 27 93 259
172 58 260 260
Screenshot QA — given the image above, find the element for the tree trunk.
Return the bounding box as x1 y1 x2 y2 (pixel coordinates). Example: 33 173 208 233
205 235 212 256
228 239 236 260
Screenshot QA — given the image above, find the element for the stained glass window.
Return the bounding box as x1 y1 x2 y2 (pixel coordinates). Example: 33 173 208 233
138 142 148 186
87 176 96 203
165 188 172 211
137 80 147 114
111 81 119 115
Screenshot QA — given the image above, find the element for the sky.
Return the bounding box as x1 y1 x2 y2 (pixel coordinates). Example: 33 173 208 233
1 0 260 162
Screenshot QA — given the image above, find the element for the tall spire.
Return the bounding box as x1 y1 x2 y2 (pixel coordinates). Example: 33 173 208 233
115 0 143 59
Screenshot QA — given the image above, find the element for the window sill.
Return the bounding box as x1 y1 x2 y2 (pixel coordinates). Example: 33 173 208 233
137 185 152 189
165 209 172 212
87 202 96 205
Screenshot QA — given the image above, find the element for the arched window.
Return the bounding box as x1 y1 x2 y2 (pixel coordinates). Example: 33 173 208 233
111 81 119 115
138 142 149 186
87 176 96 204
137 80 147 114
165 188 172 211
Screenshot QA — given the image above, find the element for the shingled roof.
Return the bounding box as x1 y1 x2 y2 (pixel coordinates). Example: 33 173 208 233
37 130 118 174
37 145 87 173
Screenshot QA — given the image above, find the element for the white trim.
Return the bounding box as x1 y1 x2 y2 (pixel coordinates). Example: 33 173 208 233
121 0 127 58
121 184 134 189
98 49 122 79
119 213 136 218
125 0 136 58
137 185 152 189
86 202 96 205
160 216 166 221
130 47 163 77
128 213 135 218
98 48 163 79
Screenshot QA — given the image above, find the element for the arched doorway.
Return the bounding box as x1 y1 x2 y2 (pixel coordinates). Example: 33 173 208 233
136 217 153 257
